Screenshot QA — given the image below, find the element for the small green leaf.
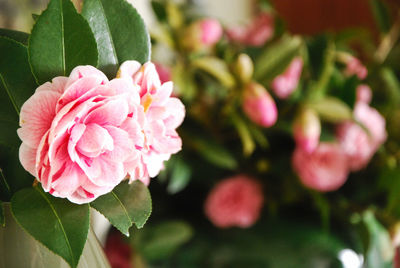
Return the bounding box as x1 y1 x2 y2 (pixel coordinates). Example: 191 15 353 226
167 158 191 194
29 0 98 84
231 113 256 156
254 36 302 81
82 0 150 77
308 97 353 123
0 29 29 45
151 1 167 22
11 187 90 268
133 221 193 261
369 0 391 33
91 180 152 236
192 57 236 88
0 200 4 226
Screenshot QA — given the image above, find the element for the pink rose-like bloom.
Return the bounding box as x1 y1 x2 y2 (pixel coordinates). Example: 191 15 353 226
293 109 321 153
272 57 303 99
118 61 185 183
242 82 277 127
345 56 368 80
356 84 372 104
227 12 274 47
199 18 223 46
18 66 145 204
336 102 387 171
292 143 349 192
204 175 264 228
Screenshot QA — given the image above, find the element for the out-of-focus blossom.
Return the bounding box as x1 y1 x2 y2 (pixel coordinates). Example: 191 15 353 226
227 12 274 47
272 57 303 99
18 66 145 204
182 18 222 51
337 102 387 171
118 61 185 184
235 53 254 83
356 84 372 104
345 56 368 80
293 108 321 153
105 230 132 268
204 175 264 228
242 82 277 127
292 143 349 192
155 63 171 84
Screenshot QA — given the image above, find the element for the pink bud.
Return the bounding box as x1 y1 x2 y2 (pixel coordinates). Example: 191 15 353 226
293 109 321 153
356 84 372 104
204 175 264 228
242 82 277 127
227 12 274 47
272 57 303 99
292 143 350 192
345 56 368 80
200 18 223 46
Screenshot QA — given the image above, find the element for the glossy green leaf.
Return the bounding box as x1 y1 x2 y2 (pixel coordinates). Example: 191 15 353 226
133 221 193 261
0 29 29 45
0 200 4 226
91 180 152 236
82 0 150 77
29 0 98 84
11 187 90 268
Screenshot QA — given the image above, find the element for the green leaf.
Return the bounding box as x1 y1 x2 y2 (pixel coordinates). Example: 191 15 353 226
133 221 193 261
254 36 302 81
91 180 152 236
0 200 4 226
231 113 255 156
0 29 29 45
362 211 394 268
167 158 191 194
369 0 391 33
192 57 236 88
308 97 353 123
0 37 37 115
151 1 167 22
29 0 98 84
82 0 150 77
11 187 90 268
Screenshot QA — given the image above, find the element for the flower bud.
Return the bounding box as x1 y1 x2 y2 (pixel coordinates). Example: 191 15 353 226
356 84 372 104
293 108 321 153
271 57 303 99
242 82 277 127
345 56 367 80
182 18 222 51
235 53 254 84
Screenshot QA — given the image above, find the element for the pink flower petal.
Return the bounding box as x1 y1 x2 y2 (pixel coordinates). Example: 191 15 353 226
66 65 109 89
84 98 129 127
19 143 36 176
77 123 114 158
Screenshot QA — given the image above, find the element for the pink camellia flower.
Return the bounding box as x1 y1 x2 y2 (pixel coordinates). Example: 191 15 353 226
293 109 321 153
118 61 185 183
336 102 387 171
199 18 223 46
345 56 368 80
356 84 372 104
272 57 303 99
18 66 145 204
204 175 264 228
227 12 274 47
292 143 349 192
242 82 277 127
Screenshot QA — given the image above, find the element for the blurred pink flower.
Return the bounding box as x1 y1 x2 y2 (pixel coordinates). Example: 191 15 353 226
337 102 387 171
155 63 171 84
199 18 223 46
356 84 372 104
227 12 274 47
292 143 349 192
118 61 185 183
18 66 144 204
204 175 264 228
345 56 368 80
105 230 132 268
242 82 277 127
272 57 303 99
293 109 321 153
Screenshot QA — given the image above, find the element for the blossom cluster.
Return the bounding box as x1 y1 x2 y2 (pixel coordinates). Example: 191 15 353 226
18 62 185 204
